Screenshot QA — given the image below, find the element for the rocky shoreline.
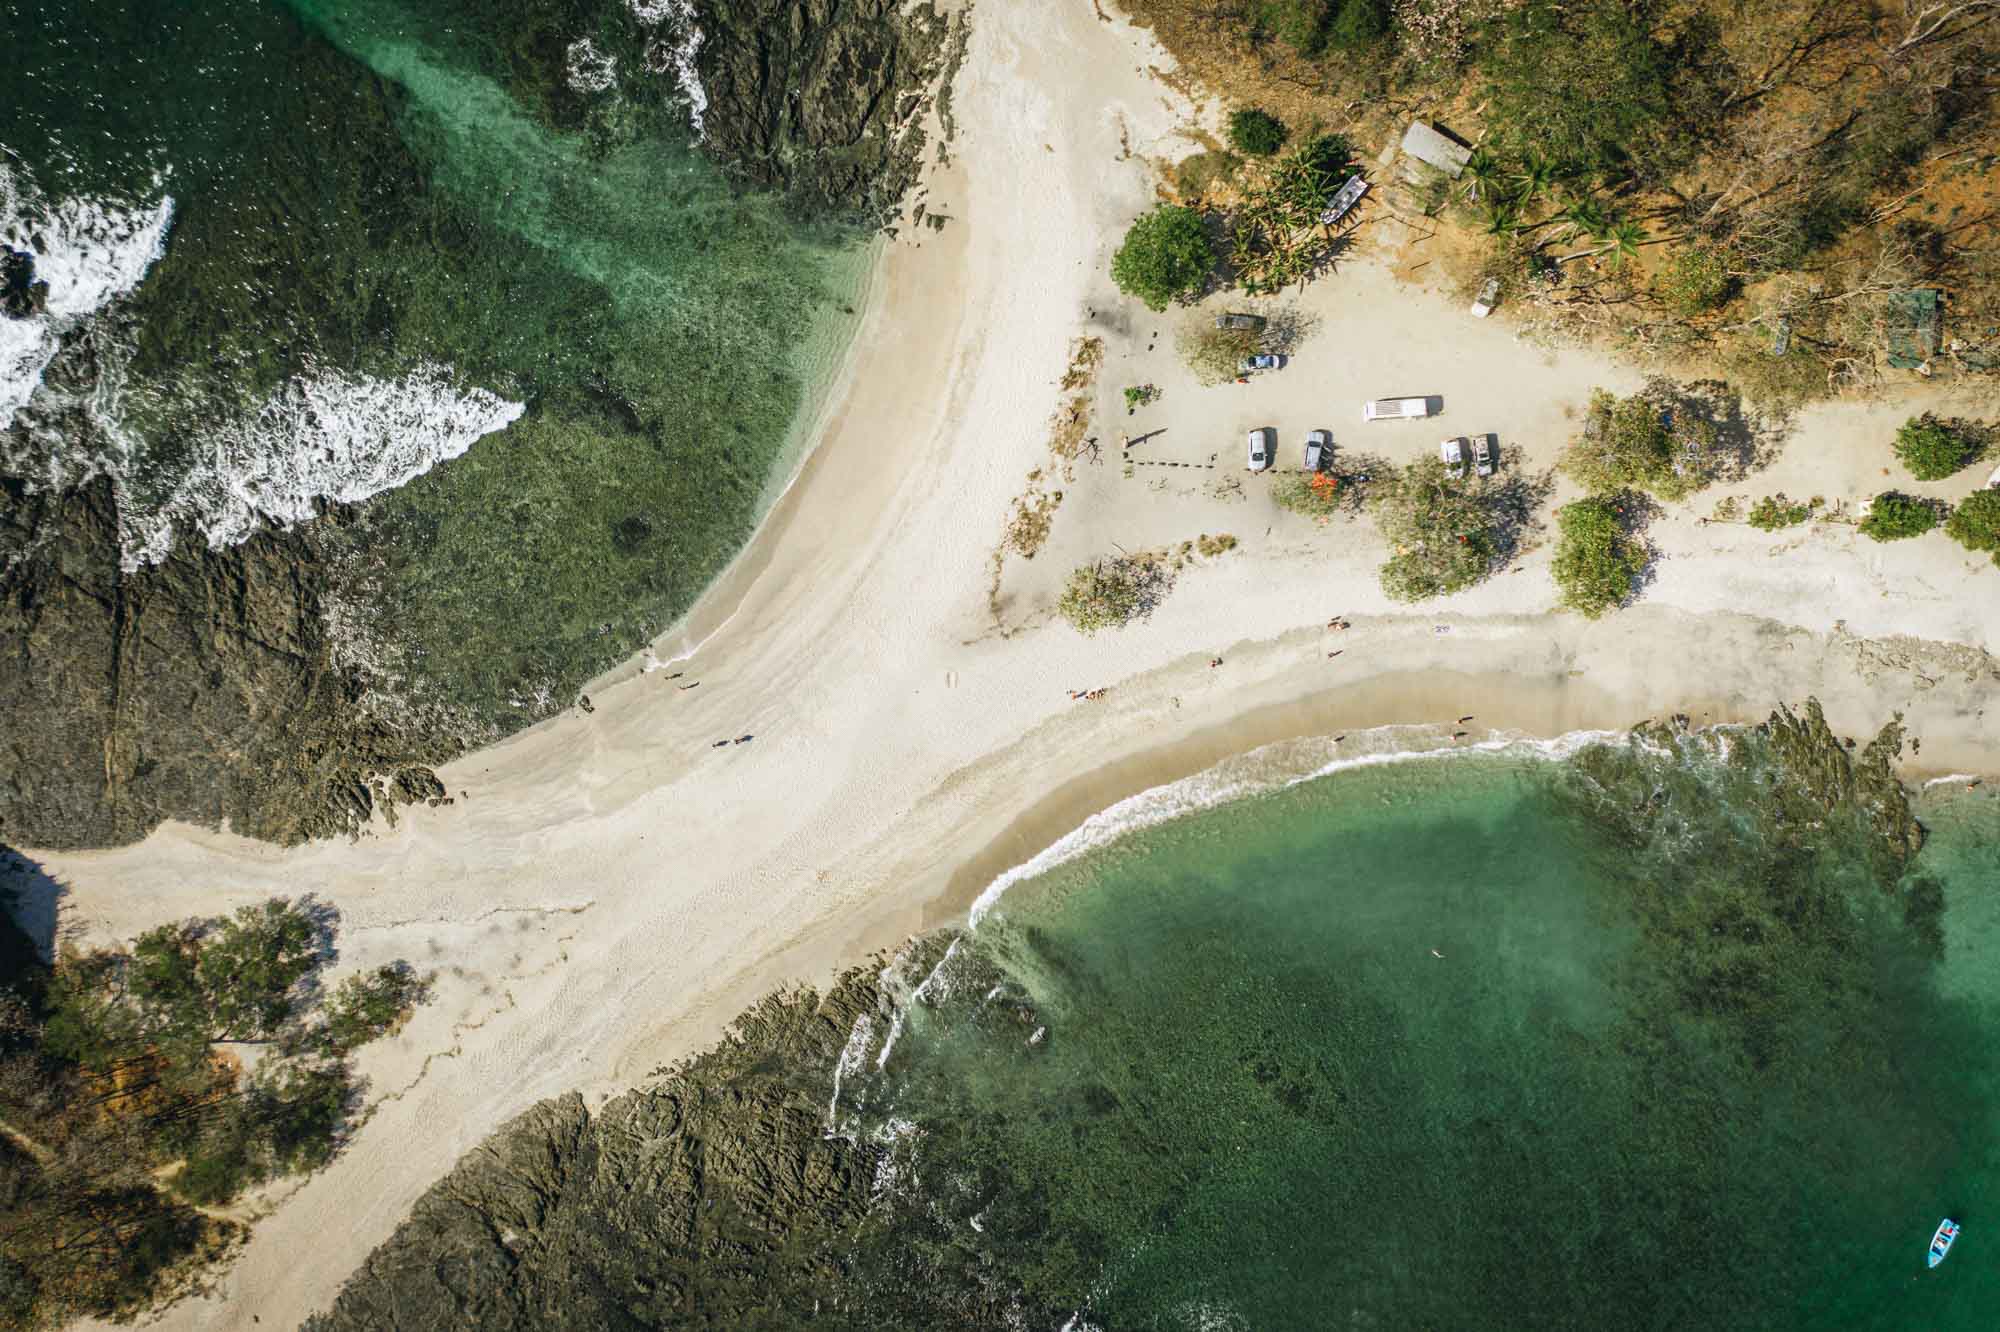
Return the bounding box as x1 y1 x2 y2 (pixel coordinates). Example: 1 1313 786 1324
0 0 965 851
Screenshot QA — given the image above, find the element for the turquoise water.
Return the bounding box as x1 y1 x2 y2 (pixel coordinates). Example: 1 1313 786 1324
843 733 2000 1329
2 0 866 727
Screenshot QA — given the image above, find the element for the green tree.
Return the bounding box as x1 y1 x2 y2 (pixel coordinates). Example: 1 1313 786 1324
1111 205 1215 312
1943 488 2000 564
1892 415 1980 480
1480 0 1708 181
1369 458 1496 601
1227 108 1287 157
1256 0 1332 54
1657 246 1732 316
1550 496 1648 617
318 965 430 1055
1327 0 1389 51
1272 471 1347 519
1858 492 1941 542
1560 387 1714 502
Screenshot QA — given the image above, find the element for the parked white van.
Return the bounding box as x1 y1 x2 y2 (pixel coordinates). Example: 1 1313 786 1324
1363 397 1432 421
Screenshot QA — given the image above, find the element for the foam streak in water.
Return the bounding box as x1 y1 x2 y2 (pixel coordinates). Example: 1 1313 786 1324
967 728 1625 927
0 158 173 430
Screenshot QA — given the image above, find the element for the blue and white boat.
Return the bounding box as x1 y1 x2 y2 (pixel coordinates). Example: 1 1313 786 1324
1928 1218 1960 1268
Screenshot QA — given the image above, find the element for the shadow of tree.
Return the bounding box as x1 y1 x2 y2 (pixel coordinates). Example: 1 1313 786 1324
1485 467 1559 570
0 843 65 963
1664 377 1790 482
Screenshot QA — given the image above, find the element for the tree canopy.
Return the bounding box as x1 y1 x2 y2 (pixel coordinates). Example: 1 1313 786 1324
1369 458 1497 601
1560 387 1718 502
1227 108 1287 156
0 894 429 1327
1550 496 1648 617
1858 492 1941 542
1893 415 1982 481
1943 488 2000 563
1110 205 1215 312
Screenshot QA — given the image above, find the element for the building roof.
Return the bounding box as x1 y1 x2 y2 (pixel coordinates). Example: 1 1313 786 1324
1885 288 1941 369
1400 122 1472 177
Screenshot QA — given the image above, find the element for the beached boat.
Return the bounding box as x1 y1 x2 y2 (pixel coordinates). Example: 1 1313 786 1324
1928 1218 1959 1268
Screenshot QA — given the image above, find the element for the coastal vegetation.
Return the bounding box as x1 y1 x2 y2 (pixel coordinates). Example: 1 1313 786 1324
1057 556 1166 633
1225 133 1362 296
1746 493 1818 530
1945 488 2000 563
1550 495 1648 617
1893 414 1985 480
1368 457 1496 601
0 891 426 1326
1858 492 1943 542
1177 321 1262 384
1559 385 1718 503
1272 470 1349 520
1111 205 1217 311
1227 107 1288 156
1128 0 2000 396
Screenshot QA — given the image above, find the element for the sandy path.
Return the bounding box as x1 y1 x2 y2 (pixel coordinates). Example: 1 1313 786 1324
38 4 2000 1327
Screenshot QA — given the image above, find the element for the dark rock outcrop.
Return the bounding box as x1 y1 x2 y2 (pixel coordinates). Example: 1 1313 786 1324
0 478 451 849
694 0 965 222
307 972 895 1330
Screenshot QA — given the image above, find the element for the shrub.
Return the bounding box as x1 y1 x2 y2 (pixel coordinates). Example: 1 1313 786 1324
1173 150 1242 198
1893 415 1979 481
1550 496 1647 617
1227 109 1287 157
1944 488 2000 564
1058 558 1163 633
1746 494 1815 531
1272 471 1345 519
1858 492 1940 542
1369 458 1495 601
1110 205 1215 312
1123 384 1159 414
1327 0 1390 50
1656 246 1732 317
1176 322 1260 385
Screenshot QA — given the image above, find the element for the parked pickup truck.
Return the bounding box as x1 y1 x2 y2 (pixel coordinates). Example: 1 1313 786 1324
1364 397 1432 422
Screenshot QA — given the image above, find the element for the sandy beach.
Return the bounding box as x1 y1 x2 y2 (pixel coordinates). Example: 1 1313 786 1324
37 3 2000 1326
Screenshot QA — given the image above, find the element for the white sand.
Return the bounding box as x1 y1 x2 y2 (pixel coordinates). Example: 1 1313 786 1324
42 3 2000 1326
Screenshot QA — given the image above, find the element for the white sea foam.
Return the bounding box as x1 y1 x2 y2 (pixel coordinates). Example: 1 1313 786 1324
1924 773 1982 789
631 0 708 138
0 158 173 430
124 362 524 568
967 728 1625 928
565 37 617 94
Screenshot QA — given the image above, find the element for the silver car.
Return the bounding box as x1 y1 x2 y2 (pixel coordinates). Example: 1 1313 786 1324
1304 429 1331 473
1247 427 1275 472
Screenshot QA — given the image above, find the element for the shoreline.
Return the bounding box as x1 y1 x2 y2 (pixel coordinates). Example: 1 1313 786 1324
36 3 2000 1327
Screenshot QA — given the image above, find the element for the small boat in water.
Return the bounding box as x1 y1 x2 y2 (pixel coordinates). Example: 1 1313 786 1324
1928 1218 1960 1268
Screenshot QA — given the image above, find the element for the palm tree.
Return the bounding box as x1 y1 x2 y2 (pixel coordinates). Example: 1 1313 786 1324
1512 154 1559 206
1557 197 1610 243
1596 220 1647 267
1461 150 1503 203
1480 199 1521 236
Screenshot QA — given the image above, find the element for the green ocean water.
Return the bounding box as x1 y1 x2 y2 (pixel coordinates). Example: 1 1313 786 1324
2 0 865 725
843 733 2000 1329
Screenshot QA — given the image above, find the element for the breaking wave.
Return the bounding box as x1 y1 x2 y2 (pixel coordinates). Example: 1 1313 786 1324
0 157 173 430
967 726 1624 927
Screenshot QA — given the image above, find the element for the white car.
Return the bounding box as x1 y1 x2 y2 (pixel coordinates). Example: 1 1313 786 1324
1364 397 1432 421
1247 427 1275 472
1473 433 1496 477
1441 437 1466 478
1304 429 1332 473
